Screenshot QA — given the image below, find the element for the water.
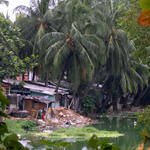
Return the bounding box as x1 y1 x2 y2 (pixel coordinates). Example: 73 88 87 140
27 116 143 150
66 116 142 150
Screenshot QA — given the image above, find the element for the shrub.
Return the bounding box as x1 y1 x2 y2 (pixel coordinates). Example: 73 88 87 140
21 120 38 132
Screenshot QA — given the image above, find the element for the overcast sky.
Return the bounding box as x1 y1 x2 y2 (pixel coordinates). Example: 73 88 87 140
0 0 30 21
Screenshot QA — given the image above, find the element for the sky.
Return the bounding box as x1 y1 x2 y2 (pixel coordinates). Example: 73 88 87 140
0 0 30 21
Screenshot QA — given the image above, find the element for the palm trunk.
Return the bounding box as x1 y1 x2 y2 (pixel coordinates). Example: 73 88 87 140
45 73 48 87
79 83 91 102
135 86 149 106
100 96 110 113
22 73 24 81
55 70 64 93
32 68 36 81
55 52 73 94
112 94 118 112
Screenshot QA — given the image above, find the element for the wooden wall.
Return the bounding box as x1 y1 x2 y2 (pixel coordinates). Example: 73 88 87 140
24 99 46 113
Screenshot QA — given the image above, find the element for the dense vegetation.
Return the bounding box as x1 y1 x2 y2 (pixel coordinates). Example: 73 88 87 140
11 0 150 113
0 0 150 113
1 0 150 149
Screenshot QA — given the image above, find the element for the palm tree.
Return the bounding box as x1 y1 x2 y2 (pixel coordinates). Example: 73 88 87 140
14 0 54 48
14 0 56 81
90 0 149 111
37 3 94 92
39 22 101 95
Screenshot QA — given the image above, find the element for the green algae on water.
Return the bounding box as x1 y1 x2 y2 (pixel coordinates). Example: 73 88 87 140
34 126 124 141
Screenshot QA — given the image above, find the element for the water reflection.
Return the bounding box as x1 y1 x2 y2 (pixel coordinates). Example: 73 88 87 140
26 116 142 150
67 116 142 150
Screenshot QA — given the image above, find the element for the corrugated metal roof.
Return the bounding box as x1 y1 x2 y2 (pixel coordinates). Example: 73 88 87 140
3 79 69 95
24 96 56 104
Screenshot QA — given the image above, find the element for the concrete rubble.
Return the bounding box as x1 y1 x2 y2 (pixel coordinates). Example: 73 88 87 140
37 107 95 129
9 107 96 129
45 107 94 127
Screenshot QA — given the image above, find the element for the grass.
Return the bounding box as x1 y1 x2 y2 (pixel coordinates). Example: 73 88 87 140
34 126 124 141
5 119 38 136
5 119 124 141
5 119 26 135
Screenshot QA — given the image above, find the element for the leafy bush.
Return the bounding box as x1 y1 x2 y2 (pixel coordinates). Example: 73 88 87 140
82 93 96 115
88 135 119 150
136 105 150 149
21 120 38 132
0 88 28 150
137 105 150 137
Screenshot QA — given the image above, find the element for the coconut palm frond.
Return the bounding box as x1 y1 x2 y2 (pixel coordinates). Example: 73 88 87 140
53 43 69 76
38 32 66 50
45 40 64 63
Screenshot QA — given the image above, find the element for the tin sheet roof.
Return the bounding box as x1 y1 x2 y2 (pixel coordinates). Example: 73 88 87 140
3 79 69 95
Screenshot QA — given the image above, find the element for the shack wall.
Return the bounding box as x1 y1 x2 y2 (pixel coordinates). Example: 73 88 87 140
24 99 47 113
33 102 46 110
24 99 33 112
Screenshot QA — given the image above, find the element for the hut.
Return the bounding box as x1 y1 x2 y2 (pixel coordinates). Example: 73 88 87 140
2 79 70 117
23 96 57 119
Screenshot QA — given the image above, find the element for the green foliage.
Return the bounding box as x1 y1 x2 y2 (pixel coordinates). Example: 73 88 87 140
136 106 150 149
0 14 25 81
35 126 123 140
3 134 28 150
38 24 97 91
0 122 8 136
0 13 37 81
88 135 119 150
21 54 38 71
0 89 9 111
0 89 28 149
117 0 150 66
14 0 150 112
5 120 26 135
41 140 72 150
41 134 119 150
82 94 96 114
140 0 150 10
21 120 38 132
137 105 150 137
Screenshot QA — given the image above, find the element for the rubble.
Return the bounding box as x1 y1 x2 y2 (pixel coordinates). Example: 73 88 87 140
44 107 95 128
8 107 97 130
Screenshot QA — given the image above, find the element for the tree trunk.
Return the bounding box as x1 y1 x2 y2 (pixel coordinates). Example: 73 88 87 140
55 71 64 94
32 68 36 81
135 86 149 106
55 52 73 93
22 73 24 81
45 73 48 87
121 94 130 110
74 95 80 112
100 96 110 113
78 83 91 103
112 95 118 112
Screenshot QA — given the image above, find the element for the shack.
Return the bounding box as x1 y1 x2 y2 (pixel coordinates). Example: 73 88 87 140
2 79 70 118
23 96 56 119
23 96 56 111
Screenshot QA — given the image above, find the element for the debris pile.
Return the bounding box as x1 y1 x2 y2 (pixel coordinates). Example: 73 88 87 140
44 107 95 128
8 107 96 129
